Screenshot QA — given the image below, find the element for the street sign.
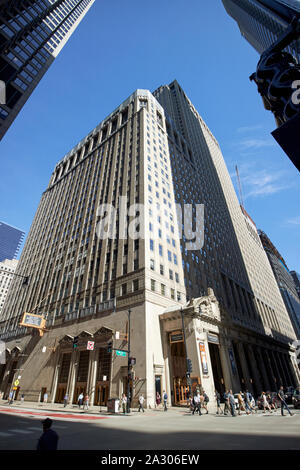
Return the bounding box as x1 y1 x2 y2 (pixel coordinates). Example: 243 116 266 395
14 380 20 386
116 350 127 357
87 341 94 351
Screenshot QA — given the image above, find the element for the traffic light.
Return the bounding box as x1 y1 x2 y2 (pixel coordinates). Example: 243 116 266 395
107 341 112 353
73 336 79 349
187 358 193 373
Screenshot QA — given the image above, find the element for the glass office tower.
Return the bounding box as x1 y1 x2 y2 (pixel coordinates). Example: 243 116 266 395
0 0 95 140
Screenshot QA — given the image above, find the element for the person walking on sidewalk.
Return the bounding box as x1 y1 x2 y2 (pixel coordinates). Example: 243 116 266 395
20 393 25 404
223 390 230 415
237 391 248 415
261 392 273 413
8 390 14 405
277 386 293 416
138 394 145 412
192 393 202 416
63 393 68 408
43 392 48 404
78 392 84 409
244 390 255 414
121 393 127 414
163 390 168 411
215 390 223 415
155 392 161 408
37 418 58 451
203 390 209 414
228 390 236 417
83 393 89 410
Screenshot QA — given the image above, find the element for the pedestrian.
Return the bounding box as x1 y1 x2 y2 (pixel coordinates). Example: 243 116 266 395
192 393 202 416
121 393 127 414
156 391 161 408
37 418 59 451
202 390 209 414
63 393 68 408
20 393 25 404
83 393 89 410
237 391 247 415
244 390 254 414
163 390 168 411
43 392 48 404
261 391 272 413
223 390 230 415
277 386 293 416
138 394 145 412
228 389 236 417
8 390 14 405
215 390 223 415
78 392 84 409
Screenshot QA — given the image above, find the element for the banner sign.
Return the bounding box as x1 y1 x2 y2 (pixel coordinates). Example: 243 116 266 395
199 342 208 375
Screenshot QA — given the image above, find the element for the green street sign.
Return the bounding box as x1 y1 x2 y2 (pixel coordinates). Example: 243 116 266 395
116 350 127 357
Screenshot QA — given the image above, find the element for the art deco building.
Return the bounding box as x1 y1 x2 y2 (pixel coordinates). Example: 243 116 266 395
222 0 300 60
291 270 300 300
0 82 298 406
0 0 95 140
0 221 24 262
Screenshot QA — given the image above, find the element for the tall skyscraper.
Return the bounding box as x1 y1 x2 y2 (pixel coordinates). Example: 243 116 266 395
222 0 300 60
258 230 300 338
0 258 18 315
0 221 24 262
0 0 95 140
0 82 298 406
291 270 300 300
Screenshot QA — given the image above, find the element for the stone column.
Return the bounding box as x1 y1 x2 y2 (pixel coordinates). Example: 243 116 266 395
236 342 252 391
50 351 63 403
275 351 289 387
253 347 271 392
264 349 277 390
68 350 78 404
269 350 282 386
88 348 98 405
219 334 240 392
245 344 263 396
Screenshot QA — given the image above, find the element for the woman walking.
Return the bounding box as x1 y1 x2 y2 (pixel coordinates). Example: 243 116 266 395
262 392 272 413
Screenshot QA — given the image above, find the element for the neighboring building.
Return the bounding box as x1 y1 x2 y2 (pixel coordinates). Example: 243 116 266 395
290 270 300 301
0 0 95 140
0 221 24 262
0 258 18 315
259 230 300 338
0 82 298 405
222 0 300 60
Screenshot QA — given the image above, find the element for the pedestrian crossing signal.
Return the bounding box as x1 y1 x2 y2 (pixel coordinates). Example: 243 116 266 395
187 358 193 373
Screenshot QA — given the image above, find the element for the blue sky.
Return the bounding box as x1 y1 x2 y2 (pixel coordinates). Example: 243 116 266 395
0 0 299 271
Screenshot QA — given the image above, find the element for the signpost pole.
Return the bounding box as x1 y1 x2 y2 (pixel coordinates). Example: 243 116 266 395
127 308 131 413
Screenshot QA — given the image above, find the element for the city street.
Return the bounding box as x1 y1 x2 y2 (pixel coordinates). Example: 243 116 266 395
0 404 300 450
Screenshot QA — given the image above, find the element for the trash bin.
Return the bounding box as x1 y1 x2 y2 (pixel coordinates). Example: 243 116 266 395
107 398 120 413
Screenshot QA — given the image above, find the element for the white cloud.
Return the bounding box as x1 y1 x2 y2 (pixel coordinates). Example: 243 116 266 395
286 216 300 226
238 138 276 150
237 125 263 133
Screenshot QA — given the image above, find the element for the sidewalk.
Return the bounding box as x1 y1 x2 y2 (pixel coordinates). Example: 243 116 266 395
0 399 185 417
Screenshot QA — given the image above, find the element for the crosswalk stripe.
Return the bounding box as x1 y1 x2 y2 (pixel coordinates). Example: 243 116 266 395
0 432 12 437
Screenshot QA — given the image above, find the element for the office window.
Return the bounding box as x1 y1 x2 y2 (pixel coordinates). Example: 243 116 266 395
151 279 156 291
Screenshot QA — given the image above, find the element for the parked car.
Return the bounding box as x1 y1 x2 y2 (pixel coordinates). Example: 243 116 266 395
292 389 300 409
285 387 295 405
